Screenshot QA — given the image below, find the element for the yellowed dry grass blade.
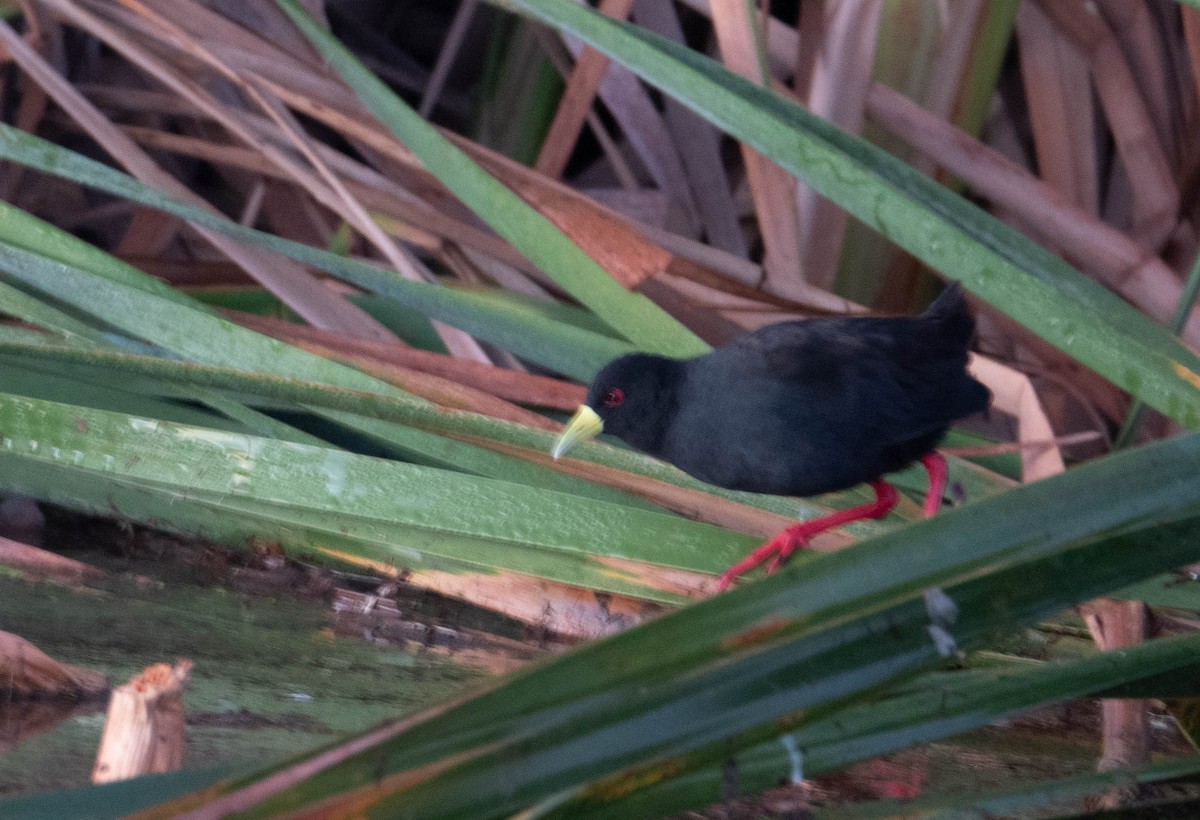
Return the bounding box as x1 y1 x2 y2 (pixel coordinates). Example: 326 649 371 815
535 0 634 179
709 1 804 298
787 0 880 291
1017 1 1100 217
1034 0 1177 250
968 354 1064 481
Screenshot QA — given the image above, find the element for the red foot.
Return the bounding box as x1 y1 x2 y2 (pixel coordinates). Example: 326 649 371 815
920 453 947 518
716 452 950 591
716 480 898 591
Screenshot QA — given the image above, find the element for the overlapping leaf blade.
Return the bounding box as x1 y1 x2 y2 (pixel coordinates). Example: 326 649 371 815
0 131 632 381
0 390 758 599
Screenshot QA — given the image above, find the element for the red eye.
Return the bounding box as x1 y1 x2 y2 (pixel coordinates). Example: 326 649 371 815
603 388 624 407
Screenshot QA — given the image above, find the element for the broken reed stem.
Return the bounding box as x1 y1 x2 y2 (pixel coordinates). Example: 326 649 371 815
1080 599 1150 810
92 660 192 784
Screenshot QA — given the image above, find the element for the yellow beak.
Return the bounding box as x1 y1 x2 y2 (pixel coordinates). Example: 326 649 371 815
552 405 603 460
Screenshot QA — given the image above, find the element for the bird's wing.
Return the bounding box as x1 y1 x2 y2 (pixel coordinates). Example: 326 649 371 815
732 318 977 447
734 319 877 389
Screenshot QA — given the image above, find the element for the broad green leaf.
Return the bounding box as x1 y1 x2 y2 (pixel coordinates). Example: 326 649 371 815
0 235 650 505
493 0 1200 430
0 245 324 444
0 359 245 431
541 631 1200 817
0 391 755 600
0 278 112 344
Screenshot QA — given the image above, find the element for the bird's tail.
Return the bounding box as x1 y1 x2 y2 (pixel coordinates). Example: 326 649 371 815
920 282 975 347
920 282 989 417
922 281 968 318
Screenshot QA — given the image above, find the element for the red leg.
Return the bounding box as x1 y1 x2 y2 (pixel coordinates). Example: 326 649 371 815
716 480 898 591
920 453 947 518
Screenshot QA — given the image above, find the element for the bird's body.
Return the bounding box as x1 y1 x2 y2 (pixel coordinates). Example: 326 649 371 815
553 284 990 588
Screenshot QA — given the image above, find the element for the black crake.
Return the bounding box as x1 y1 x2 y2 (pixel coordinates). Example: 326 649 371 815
553 283 990 588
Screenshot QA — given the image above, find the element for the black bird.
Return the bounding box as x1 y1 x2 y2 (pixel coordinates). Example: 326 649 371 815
552 283 990 590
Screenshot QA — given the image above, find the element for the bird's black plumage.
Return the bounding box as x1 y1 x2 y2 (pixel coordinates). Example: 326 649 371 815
581 283 989 497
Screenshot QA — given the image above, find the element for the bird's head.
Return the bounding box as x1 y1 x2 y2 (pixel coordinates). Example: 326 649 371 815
552 353 680 460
